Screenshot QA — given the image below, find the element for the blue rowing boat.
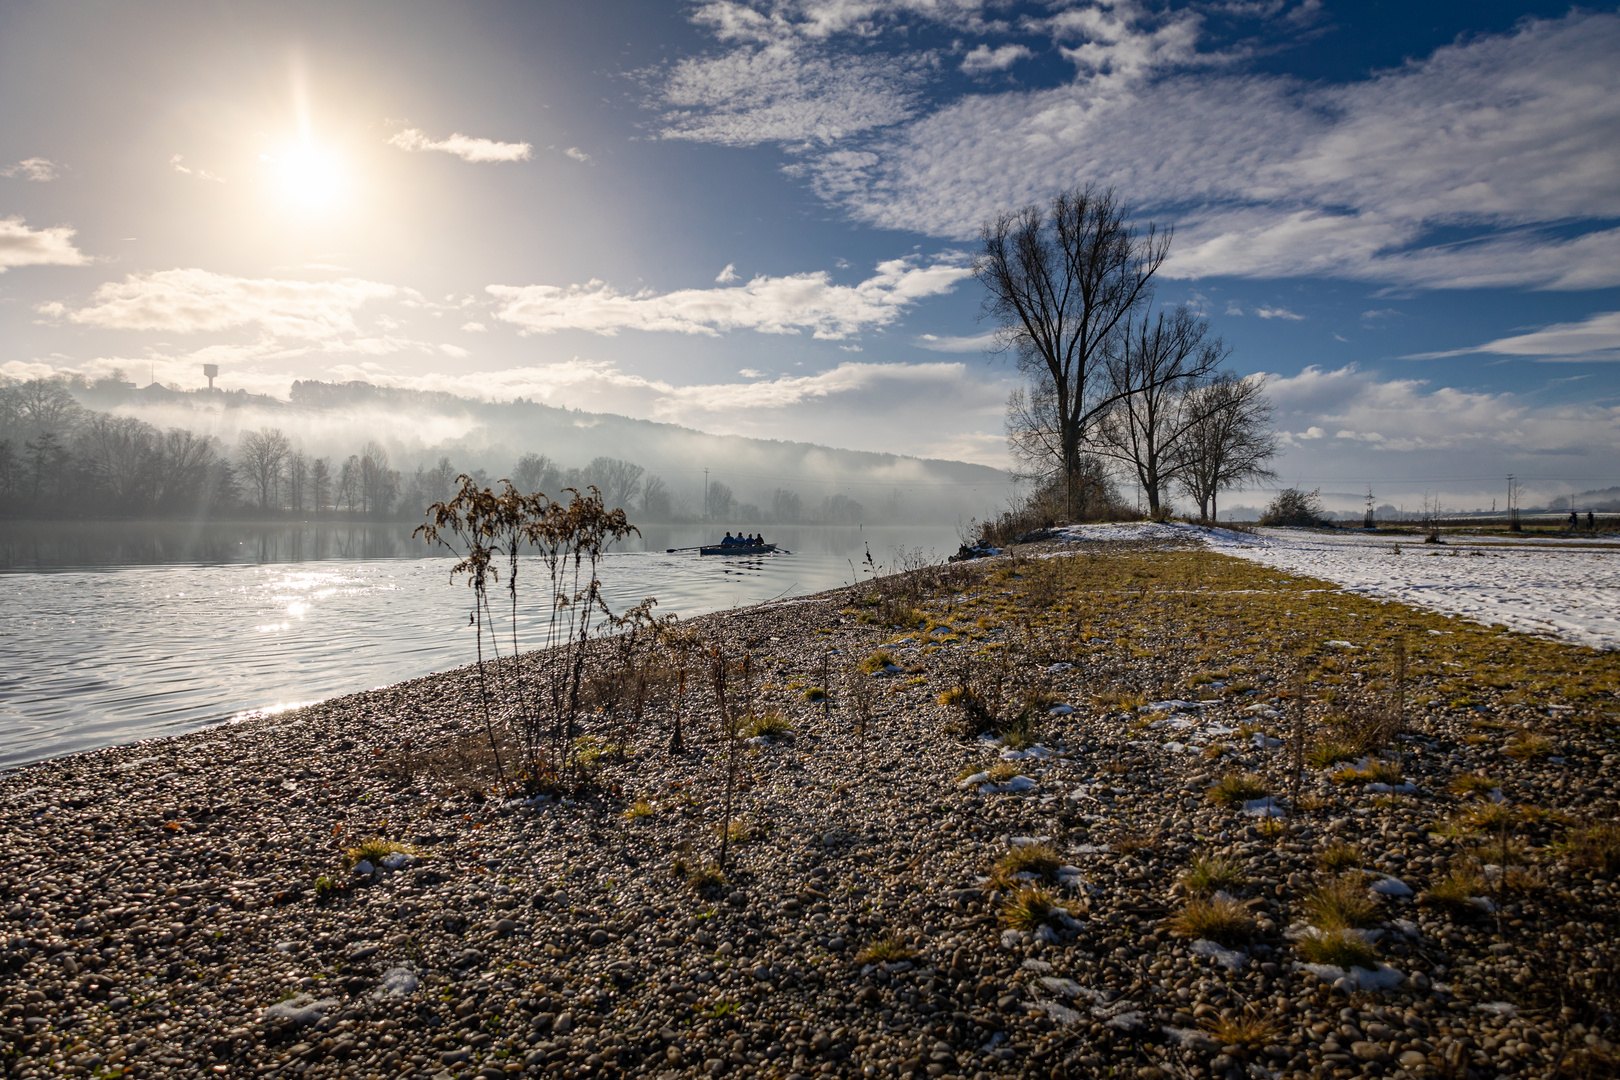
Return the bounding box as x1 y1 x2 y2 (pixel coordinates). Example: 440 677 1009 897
699 542 779 556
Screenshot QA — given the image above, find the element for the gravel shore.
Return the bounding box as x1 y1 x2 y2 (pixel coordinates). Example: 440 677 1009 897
3 534 1618 1080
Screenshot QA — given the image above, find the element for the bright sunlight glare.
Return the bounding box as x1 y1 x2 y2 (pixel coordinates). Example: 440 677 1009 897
272 144 346 212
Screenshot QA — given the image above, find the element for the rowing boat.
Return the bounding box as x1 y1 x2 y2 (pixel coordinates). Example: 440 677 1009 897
699 543 779 556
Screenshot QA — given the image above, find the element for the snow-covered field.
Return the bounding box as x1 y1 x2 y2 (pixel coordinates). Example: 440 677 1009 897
1053 522 1620 651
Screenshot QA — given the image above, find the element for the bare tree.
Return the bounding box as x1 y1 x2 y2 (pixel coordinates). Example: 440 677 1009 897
339 454 360 514
359 440 398 517
286 450 309 514
771 487 802 523
976 184 1169 517
1096 307 1228 518
641 474 672 518
238 427 292 510
1174 372 1278 521
512 452 559 495
311 457 331 514
77 414 159 509
583 456 645 511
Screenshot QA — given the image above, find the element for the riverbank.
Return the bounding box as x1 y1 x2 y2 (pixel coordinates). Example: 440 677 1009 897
3 532 1618 1080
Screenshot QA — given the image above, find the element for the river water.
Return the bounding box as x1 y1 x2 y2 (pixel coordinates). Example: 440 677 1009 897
0 521 963 769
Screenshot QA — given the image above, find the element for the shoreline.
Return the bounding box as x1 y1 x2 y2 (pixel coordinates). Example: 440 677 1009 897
3 535 1618 1080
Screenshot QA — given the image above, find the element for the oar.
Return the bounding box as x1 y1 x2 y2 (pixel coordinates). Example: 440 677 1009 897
664 545 706 553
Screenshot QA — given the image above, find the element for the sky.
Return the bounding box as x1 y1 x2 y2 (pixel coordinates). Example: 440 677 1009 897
1 0 1618 512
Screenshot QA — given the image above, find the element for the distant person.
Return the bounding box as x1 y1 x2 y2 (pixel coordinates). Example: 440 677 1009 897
1569 511 1579 529
1590 511 1597 530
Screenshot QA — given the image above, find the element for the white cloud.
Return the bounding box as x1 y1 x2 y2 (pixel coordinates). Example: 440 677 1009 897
0 216 90 272
387 128 533 163
1407 311 1620 362
1225 302 1243 316
169 154 224 182
461 321 488 333
54 268 396 339
440 343 471 358
563 147 592 164
914 330 998 352
961 43 1031 75
716 263 740 283
2 157 59 182
1254 305 1303 321
779 8 1620 290
487 256 972 340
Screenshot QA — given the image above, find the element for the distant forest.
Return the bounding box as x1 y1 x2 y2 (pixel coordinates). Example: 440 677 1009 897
0 375 871 523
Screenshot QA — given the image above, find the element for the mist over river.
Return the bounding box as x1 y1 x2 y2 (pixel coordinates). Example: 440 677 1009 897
0 521 963 769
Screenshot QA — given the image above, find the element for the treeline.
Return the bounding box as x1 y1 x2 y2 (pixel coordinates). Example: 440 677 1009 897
0 376 869 523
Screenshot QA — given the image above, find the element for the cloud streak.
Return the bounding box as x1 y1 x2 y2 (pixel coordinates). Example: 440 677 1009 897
387 128 533 163
49 268 397 340
2 157 59 181
487 256 973 340
1406 311 1620 362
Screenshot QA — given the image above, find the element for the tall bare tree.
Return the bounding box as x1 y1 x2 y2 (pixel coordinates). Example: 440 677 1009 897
1096 306 1228 518
238 427 291 510
976 184 1169 516
1174 372 1278 521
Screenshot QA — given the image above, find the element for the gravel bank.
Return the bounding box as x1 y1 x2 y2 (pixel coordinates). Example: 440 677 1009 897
3 536 1618 1080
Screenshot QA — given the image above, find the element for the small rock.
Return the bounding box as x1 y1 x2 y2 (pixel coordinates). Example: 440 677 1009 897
553 1012 574 1035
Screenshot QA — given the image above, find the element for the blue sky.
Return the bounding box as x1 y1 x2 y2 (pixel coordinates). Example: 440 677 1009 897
1 0 1617 510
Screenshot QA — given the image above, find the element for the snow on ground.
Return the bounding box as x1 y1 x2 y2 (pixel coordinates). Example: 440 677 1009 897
1051 522 1620 651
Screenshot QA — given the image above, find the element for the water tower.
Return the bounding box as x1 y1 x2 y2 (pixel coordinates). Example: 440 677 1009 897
203 363 219 391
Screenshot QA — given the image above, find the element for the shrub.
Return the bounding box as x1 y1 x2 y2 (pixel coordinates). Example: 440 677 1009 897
1258 487 1324 528
1296 929 1379 969
1304 875 1379 930
1167 895 1253 945
1180 852 1245 894
1208 773 1268 808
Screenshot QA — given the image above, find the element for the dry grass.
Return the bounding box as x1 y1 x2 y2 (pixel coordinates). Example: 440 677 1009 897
1306 741 1359 769
1202 1010 1284 1049
342 838 414 869
1167 895 1253 946
744 711 792 740
1207 773 1268 808
1422 868 1486 916
1567 823 1620 876
1330 758 1403 786
624 799 654 820
1448 772 1502 798
1179 852 1245 894
1318 842 1362 873
1304 874 1380 930
859 650 898 674
854 933 915 965
999 885 1067 931
1504 731 1555 761
991 843 1064 887
1296 929 1379 969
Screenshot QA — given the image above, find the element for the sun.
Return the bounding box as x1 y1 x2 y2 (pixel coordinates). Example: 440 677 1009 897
272 144 346 212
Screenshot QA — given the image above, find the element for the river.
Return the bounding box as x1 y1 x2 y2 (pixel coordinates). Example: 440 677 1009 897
0 520 964 769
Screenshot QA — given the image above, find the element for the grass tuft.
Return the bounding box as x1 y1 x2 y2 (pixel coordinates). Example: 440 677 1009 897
1296 929 1379 969
1179 852 1245 894
991 843 1063 887
744 711 792 740
342 838 413 869
860 650 898 674
624 799 654 820
1421 868 1486 916
1207 773 1268 808
1504 731 1555 761
999 885 1067 931
1316 842 1362 873
1449 773 1502 798
1167 895 1253 946
1567 823 1620 876
1304 874 1380 930
1202 1010 1283 1049
1305 741 1358 769
855 933 915 965
1330 758 1403 786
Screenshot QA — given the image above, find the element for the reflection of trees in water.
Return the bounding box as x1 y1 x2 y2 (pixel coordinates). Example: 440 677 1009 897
0 521 421 569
